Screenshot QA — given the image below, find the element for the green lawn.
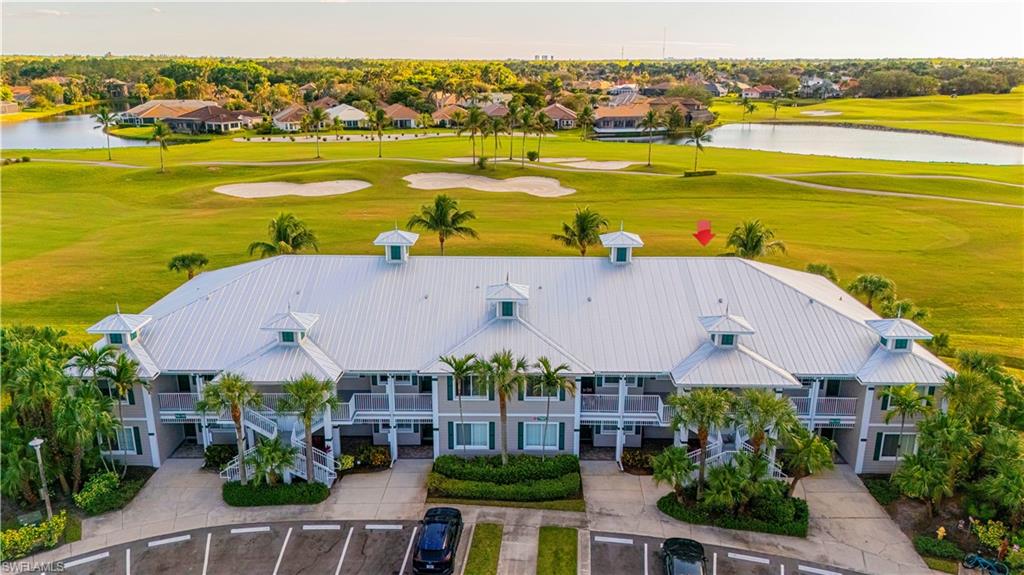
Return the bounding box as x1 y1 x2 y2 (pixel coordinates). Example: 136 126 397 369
463 523 502 575
786 174 1024 206
426 497 586 512
536 526 577 575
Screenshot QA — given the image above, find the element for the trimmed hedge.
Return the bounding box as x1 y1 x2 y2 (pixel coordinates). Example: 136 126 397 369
432 454 579 484
73 472 146 516
427 472 581 502
683 170 717 177
657 493 809 538
912 535 963 560
863 478 901 506
204 444 238 470
0 511 67 561
222 481 330 507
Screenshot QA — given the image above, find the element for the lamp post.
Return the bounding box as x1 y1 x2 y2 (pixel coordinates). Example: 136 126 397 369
28 438 53 521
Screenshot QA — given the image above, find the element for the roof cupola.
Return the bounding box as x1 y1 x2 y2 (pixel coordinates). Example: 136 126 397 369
486 278 529 319
373 228 419 264
87 304 151 346
698 312 755 349
261 310 320 345
600 223 643 264
865 318 932 353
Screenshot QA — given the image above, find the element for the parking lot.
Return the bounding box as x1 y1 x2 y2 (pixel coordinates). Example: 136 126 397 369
58 520 460 575
590 531 859 575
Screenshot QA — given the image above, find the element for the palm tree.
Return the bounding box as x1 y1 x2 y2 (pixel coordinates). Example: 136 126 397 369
368 108 389 158
891 451 952 517
652 446 698 503
419 113 433 134
942 370 1004 434
732 388 798 458
531 357 575 459
741 98 758 123
449 109 466 132
331 116 344 140
639 109 664 167
406 194 479 255
551 206 608 256
167 252 209 280
506 101 521 160
577 105 595 140
488 116 506 168
665 105 686 135
475 350 528 465
303 107 329 158
519 106 534 167
683 122 711 171
669 388 733 500
977 457 1024 528
148 121 172 173
533 111 554 160
458 107 487 163
280 373 340 483
247 437 295 486
724 220 787 259
100 354 148 477
771 99 783 120
917 412 979 483
881 384 933 466
846 274 895 310
702 460 751 512
92 107 117 161
248 213 319 258
55 387 116 492
805 263 838 283
69 344 117 385
440 354 477 456
781 426 835 497
195 373 263 485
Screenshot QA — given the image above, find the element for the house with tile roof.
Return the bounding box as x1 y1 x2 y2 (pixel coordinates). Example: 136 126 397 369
593 103 659 135
164 105 261 134
382 103 421 128
272 103 308 132
431 104 466 128
119 99 219 125
540 103 578 129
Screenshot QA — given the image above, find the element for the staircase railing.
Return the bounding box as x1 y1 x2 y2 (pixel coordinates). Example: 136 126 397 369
290 424 337 486
741 442 789 479
243 408 278 438
219 445 258 482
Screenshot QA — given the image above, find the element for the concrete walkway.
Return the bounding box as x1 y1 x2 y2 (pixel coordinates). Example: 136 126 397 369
582 460 933 575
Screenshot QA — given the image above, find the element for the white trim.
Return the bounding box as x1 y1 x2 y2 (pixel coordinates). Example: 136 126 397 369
453 421 490 449
854 386 875 473
142 387 161 468
878 432 917 461
522 422 559 450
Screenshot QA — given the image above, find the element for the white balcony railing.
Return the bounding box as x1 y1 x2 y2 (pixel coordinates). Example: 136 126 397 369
624 395 660 414
157 392 199 412
352 393 389 412
581 395 619 413
394 393 433 412
791 396 858 417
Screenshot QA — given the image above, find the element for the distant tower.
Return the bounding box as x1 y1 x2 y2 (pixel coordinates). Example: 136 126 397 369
662 27 667 59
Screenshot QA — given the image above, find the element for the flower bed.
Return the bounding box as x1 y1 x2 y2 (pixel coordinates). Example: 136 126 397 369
427 455 582 505
432 454 578 483
0 511 68 561
657 490 809 537
222 481 330 507
73 469 150 516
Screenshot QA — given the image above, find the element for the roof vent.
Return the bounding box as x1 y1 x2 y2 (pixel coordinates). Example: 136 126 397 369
865 318 931 353
373 228 419 264
600 223 643 265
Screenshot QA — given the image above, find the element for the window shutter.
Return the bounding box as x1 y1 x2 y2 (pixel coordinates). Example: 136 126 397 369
488 422 496 450
517 422 524 450
927 386 936 396
873 432 883 461
126 387 136 405
447 376 454 401
558 422 565 451
558 386 565 401
371 375 379 386
448 421 454 450
879 393 890 411
518 384 524 401
488 383 495 401
133 427 143 455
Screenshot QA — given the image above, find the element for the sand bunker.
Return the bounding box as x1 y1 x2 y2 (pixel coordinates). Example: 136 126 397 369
213 180 371 198
560 160 637 170
800 110 843 117
403 173 575 197
234 133 454 143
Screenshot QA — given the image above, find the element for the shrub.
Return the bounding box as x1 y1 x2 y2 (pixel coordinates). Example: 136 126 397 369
21 156 30 163
683 170 716 177
750 494 796 524
204 444 238 470
337 454 355 472
657 492 809 537
0 511 68 561
426 472 581 502
913 535 963 560
73 472 144 516
863 478 901 506
527 150 539 162
477 156 488 169
354 445 391 468
222 481 330 507
432 454 579 484
621 448 654 474
972 519 1008 551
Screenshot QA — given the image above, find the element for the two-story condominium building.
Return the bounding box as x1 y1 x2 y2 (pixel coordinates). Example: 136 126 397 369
79 229 952 486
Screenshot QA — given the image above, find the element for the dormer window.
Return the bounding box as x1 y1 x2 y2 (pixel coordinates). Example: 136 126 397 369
499 301 516 318
865 319 931 354
486 280 529 320
262 311 319 345
600 225 643 265
718 334 736 347
894 338 910 351
388 245 402 262
699 312 755 349
373 229 419 264
108 333 124 345
87 308 152 348
614 247 629 263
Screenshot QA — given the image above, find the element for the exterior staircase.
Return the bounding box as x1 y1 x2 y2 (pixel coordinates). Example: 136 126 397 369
685 439 788 480
219 408 336 487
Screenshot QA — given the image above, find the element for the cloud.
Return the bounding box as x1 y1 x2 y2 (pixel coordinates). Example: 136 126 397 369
33 8 70 17
151 7 162 13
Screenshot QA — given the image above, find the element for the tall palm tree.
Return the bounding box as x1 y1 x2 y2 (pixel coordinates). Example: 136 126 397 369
771 98 783 120
805 263 838 283
195 373 263 485
458 107 486 163
732 388 798 458
781 426 834 497
639 109 664 167
280 373 340 483
846 274 895 310
440 354 477 456
303 107 329 158
247 213 319 258
683 122 712 171
551 206 609 256
531 357 575 459
533 111 554 160
406 194 479 255
881 384 933 466
167 252 209 280
724 220 787 259
331 116 344 140
368 108 389 158
55 387 115 492
488 116 505 168
148 121 172 173
577 105 595 140
449 109 466 132
942 370 1004 434
669 388 733 500
100 354 148 477
419 113 433 134
475 350 528 465
91 107 117 161
69 344 117 386
741 98 758 123
519 106 534 167
506 101 521 160
652 446 698 503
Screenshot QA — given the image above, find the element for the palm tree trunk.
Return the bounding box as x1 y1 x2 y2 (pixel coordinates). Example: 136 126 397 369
698 438 707 501
158 146 164 173
20 478 38 505
694 148 699 171
471 135 476 163
314 130 320 158
521 130 527 167
72 444 84 493
234 408 248 485
542 391 552 460
788 471 805 497
378 132 382 158
499 396 508 466
106 131 112 161
536 133 542 159
439 234 445 256
305 418 314 482
647 136 653 167
118 402 127 478
508 130 515 161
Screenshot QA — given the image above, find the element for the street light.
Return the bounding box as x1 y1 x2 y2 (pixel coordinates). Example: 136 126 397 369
28 438 52 521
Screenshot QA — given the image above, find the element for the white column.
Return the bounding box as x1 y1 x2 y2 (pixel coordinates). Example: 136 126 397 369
322 402 333 459
195 375 211 448
332 426 341 456
807 379 821 431
615 377 627 463
142 384 162 468
572 377 582 456
854 386 875 473
431 376 441 459
386 376 398 461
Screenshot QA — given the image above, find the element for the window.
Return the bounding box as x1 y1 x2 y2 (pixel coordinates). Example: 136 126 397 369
389 245 402 261
108 333 124 345
598 423 635 435
97 380 134 404
390 374 413 385
373 422 419 434
894 339 910 350
615 247 628 262
129 331 138 341
499 301 515 318
877 433 916 460
524 376 559 399
280 331 296 343
719 334 736 346
456 375 489 399
880 336 889 347
523 422 559 449
453 422 489 449
103 427 139 454
599 375 639 387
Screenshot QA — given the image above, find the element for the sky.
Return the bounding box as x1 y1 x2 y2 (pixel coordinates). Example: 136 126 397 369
2 1 1021 60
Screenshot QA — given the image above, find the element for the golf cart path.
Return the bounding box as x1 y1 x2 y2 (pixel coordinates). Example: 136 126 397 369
32 158 145 168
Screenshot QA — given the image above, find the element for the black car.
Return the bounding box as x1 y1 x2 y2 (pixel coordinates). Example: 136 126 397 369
661 538 707 575
412 507 464 575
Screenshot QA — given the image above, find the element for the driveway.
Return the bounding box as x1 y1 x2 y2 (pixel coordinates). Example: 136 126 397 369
581 461 931 575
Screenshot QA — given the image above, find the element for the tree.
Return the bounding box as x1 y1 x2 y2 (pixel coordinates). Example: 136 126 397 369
770 99 784 120
917 412 979 483
652 446 697 503
167 253 209 280
55 385 115 492
331 116 344 140
724 220 787 259
577 105 595 140
247 437 295 486
91 107 117 161
531 357 575 459
805 263 838 283
743 99 758 122
702 460 755 512
518 106 535 167
892 451 953 517
551 206 608 256
148 121 172 173
368 108 389 158
781 426 834 497
733 389 798 459
669 389 733 500
458 107 487 164
100 354 148 477
474 350 528 465
440 354 477 456
665 105 686 135
247 213 319 258
303 107 329 159
406 194 479 255
683 122 711 171
488 116 506 168
943 370 1004 434
419 113 433 134
846 274 895 310
880 298 928 322
533 110 554 160
505 101 521 160
280 373 339 483
639 110 664 167
881 385 933 468
196 373 263 485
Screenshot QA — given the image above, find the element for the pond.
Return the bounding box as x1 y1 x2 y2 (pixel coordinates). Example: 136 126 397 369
1 105 151 150
664 123 1024 165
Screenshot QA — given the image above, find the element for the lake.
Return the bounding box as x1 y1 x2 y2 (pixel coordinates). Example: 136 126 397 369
2 106 150 150
665 123 1024 165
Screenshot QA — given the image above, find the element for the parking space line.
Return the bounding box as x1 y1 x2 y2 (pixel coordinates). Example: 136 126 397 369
593 535 633 545
643 542 648 575
303 524 342 531
126 548 131 575
365 524 403 530
459 524 476 575
231 526 271 534
713 552 718 575
399 526 418 575
202 533 212 575
64 552 110 568
729 552 771 565
333 526 354 575
781 565 785 575
147 534 192 547
798 566 842 575
272 527 292 575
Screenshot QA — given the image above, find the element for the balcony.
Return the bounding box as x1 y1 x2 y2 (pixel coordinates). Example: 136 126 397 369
791 396 858 419
332 392 433 424
580 393 671 425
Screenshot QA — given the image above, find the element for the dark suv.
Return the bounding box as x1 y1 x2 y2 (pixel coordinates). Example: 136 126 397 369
661 538 707 575
411 507 464 575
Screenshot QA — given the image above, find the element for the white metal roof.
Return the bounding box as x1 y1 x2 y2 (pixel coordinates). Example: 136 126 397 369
325 103 368 121
226 340 343 383
485 281 530 302
87 312 152 334
109 255 951 385
373 229 420 246
261 311 320 332
671 342 799 387
864 319 933 340
125 340 161 379
599 230 644 248
856 345 952 385
698 314 756 335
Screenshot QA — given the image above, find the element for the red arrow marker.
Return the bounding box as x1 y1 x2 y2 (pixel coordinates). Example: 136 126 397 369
693 220 715 246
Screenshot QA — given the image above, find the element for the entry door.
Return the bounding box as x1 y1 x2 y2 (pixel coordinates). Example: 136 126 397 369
822 379 842 397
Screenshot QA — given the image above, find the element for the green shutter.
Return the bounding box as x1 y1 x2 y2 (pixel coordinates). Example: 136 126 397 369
126 387 136 405
371 375 379 386
518 384 524 401
133 427 143 455
389 245 401 261
879 392 889 411
558 422 565 450
927 386 936 396
447 376 454 401
488 383 494 401
558 386 565 401
517 422 524 450
873 432 883 461
488 422 496 450
448 421 454 450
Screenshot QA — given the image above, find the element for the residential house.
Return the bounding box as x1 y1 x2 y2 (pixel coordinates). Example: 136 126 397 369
609 91 642 107
298 82 317 97
431 105 467 128
310 96 339 111
640 81 678 96
164 106 261 134
608 83 638 96
0 101 19 114
272 103 308 132
457 92 513 108
325 103 369 129
647 97 715 126
569 80 612 93
382 103 421 128
118 100 219 125
75 228 951 482
540 103 577 129
704 82 728 97
742 85 782 99
594 103 658 135
798 77 841 99
11 86 32 105
481 103 509 119
104 79 130 99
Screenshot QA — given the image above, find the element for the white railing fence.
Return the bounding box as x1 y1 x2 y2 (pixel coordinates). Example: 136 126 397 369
243 409 278 439
219 445 258 482
624 395 660 414
581 394 622 413
352 393 389 412
791 396 858 417
394 393 433 412
157 392 199 411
